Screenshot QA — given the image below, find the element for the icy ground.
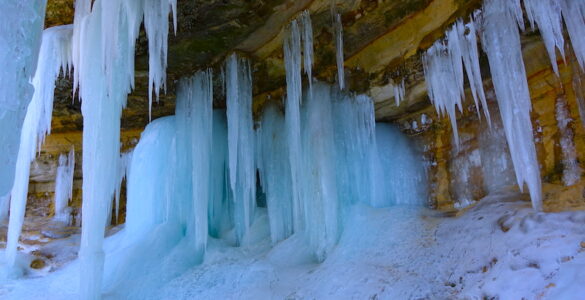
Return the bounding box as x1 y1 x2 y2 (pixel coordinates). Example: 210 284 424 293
2 191 585 299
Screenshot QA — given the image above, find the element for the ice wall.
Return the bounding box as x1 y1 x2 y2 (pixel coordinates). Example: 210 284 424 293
54 147 75 224
0 0 46 199
375 124 428 207
225 54 256 245
6 25 73 268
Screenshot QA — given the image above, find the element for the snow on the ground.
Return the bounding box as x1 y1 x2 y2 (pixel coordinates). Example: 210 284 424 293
2 191 585 299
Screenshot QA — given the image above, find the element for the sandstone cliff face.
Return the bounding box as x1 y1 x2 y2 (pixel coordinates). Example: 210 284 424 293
22 0 585 228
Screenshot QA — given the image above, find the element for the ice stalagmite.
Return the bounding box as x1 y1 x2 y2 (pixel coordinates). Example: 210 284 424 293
523 0 565 75
284 19 305 233
0 0 46 199
226 54 256 245
334 13 345 90
257 104 294 243
481 0 542 211
6 25 73 269
54 147 75 224
560 0 585 70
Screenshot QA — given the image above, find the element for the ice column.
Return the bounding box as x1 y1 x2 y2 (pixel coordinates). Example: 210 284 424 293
6 25 73 267
302 83 339 261
54 147 75 223
225 54 256 245
257 104 294 243
176 70 214 255
0 0 46 198
284 19 305 233
481 0 542 211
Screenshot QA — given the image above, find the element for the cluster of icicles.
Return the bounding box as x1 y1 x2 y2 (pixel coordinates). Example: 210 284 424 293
422 0 585 212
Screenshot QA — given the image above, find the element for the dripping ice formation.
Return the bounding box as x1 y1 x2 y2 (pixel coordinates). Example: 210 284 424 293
112 150 132 223
481 0 542 211
0 0 46 199
423 16 491 148
5 25 73 269
54 147 76 224
225 55 256 245
523 0 565 76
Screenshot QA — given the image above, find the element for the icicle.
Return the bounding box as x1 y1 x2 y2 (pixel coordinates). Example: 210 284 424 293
5 25 73 268
423 39 464 147
423 16 492 148
143 0 177 121
393 79 405 106
225 54 256 245
555 97 582 186
560 0 585 70
523 0 565 76
481 0 542 211
299 10 314 92
334 13 345 90
0 0 46 198
257 104 294 243
54 147 75 224
283 19 305 233
457 17 491 125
